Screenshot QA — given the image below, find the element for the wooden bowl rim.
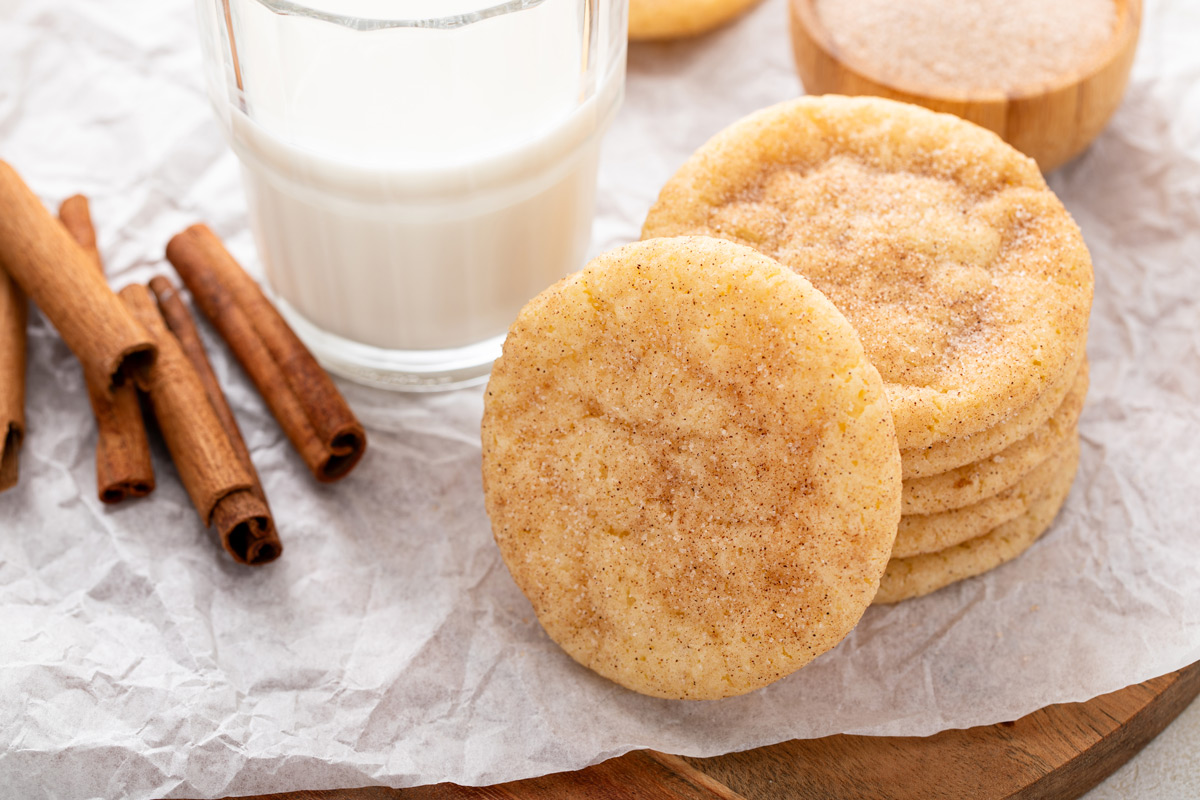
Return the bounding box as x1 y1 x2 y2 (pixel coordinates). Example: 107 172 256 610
791 0 1142 104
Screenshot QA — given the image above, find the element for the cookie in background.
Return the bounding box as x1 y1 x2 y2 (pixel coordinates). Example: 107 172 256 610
630 0 765 40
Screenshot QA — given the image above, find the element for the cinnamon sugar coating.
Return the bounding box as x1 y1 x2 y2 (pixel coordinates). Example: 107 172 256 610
642 96 1093 452
815 0 1117 94
481 237 901 699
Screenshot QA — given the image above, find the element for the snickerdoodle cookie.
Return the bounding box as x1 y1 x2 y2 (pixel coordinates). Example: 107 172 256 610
876 435 1080 604
642 95 1093 454
629 0 764 40
482 236 901 699
901 360 1087 515
893 436 1078 560
901 347 1086 479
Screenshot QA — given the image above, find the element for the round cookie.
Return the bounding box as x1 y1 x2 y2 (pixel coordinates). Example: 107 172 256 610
893 436 1077 559
482 236 901 700
875 435 1080 604
901 360 1088 515
894 490 1025 562
642 95 1094 452
629 0 764 41
901 345 1086 479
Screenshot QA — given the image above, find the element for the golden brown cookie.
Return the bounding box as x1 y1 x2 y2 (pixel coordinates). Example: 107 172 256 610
901 360 1087 515
482 236 901 700
893 436 1078 559
629 0 764 41
642 95 1093 453
901 346 1086 479
894 491 1025 562
876 435 1080 604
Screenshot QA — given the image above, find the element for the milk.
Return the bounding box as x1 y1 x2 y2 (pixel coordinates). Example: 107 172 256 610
200 0 627 386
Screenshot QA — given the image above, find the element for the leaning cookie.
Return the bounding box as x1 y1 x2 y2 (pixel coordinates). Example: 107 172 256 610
629 0 764 40
482 236 901 700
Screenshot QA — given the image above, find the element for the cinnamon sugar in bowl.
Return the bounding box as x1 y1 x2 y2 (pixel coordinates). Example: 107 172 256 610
789 0 1141 170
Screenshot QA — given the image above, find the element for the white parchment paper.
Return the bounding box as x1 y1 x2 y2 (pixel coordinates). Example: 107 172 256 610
2 0 1199 797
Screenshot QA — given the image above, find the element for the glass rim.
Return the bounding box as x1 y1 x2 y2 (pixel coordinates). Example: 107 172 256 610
247 0 554 30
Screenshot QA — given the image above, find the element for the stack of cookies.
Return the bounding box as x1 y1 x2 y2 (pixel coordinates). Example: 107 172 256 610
481 96 1094 700
880 361 1087 602
642 96 1093 603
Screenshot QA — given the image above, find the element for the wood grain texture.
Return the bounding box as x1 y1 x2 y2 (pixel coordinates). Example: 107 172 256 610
684 661 1200 800
211 750 743 800
208 662 1199 800
788 0 1141 171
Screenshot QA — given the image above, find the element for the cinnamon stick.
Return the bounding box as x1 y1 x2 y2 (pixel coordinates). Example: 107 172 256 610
150 275 282 563
59 195 155 504
119 284 279 566
0 161 155 388
58 194 102 267
0 267 27 493
166 224 366 482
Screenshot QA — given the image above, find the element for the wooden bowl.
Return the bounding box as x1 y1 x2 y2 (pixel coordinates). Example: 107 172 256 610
788 0 1142 171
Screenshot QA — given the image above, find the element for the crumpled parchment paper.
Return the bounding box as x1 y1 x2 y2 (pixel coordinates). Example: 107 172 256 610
1 0 1198 797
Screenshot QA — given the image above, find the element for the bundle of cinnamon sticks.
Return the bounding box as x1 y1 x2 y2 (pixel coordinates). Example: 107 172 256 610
0 160 367 566
0 161 154 496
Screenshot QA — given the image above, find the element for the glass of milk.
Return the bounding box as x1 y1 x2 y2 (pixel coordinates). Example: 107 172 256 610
193 0 627 389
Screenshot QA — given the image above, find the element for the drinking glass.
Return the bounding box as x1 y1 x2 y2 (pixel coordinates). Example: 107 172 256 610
193 0 627 389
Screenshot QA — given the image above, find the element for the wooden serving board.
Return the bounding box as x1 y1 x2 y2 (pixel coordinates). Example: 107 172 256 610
222 661 1200 800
